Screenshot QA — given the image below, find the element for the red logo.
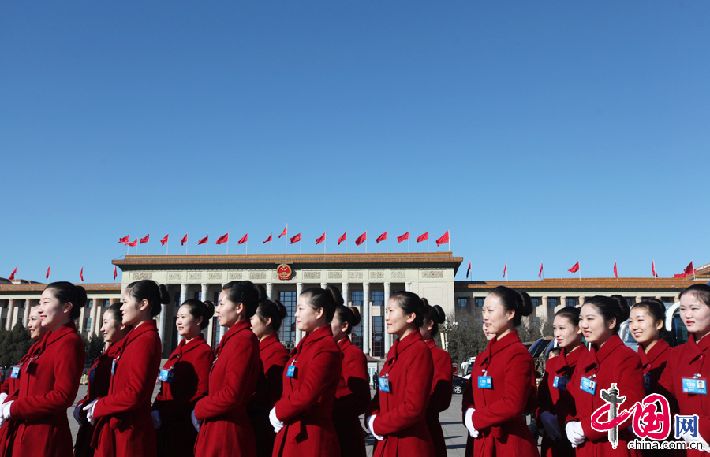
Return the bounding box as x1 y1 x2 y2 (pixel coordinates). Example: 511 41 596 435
277 264 292 281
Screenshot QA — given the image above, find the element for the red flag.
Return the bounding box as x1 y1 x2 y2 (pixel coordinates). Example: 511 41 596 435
338 232 347 245
502 264 507 278
160 234 169 246
466 261 472 279
278 226 288 238
198 236 208 245
568 261 580 274
180 233 188 246
435 231 450 246
652 260 658 278
315 232 326 245
118 235 130 244
538 263 544 279
290 233 302 244
685 261 695 276
355 232 367 246
113 265 118 280
127 239 138 247
80 267 84 282
613 262 619 279
216 233 229 245
238 233 248 244
263 234 272 244
8 267 17 282
46 266 51 279
416 232 429 243
397 232 410 243
376 232 388 243
139 234 150 244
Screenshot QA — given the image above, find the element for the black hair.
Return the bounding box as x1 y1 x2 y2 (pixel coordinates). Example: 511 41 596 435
106 302 123 325
555 306 581 326
631 298 666 325
300 286 340 322
583 295 629 333
46 281 87 320
334 306 362 335
488 286 533 327
255 299 288 332
421 298 446 337
389 291 426 328
222 281 262 319
126 280 170 318
680 284 710 308
181 299 216 330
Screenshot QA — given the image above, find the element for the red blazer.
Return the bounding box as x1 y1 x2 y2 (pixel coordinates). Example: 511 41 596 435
566 335 644 457
273 325 342 457
154 334 213 457
638 339 671 396
194 321 260 457
424 338 453 457
75 339 124 457
92 320 162 457
537 344 587 457
0 323 84 457
250 334 290 457
463 329 538 457
367 331 434 457
333 336 370 457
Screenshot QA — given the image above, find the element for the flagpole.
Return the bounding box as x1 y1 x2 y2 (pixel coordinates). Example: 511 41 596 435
449 229 451 252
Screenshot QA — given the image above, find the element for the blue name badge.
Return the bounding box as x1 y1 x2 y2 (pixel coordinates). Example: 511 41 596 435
477 376 492 389
553 376 568 391
158 368 174 383
286 365 297 378
10 365 20 379
378 376 391 393
580 376 596 395
682 377 708 395
111 359 117 376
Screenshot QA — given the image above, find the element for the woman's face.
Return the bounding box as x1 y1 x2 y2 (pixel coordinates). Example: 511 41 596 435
579 303 615 345
250 310 271 339
27 307 46 340
680 292 710 338
295 293 323 332
120 289 147 326
215 290 241 328
419 318 434 340
100 312 124 344
38 288 71 331
330 311 347 341
553 315 581 349
176 304 202 338
481 294 514 340
385 298 415 337
629 307 663 347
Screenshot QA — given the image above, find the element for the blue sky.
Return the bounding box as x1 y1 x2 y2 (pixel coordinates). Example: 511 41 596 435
1 1 708 282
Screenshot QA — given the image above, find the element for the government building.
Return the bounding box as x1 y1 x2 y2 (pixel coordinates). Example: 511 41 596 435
0 252 707 359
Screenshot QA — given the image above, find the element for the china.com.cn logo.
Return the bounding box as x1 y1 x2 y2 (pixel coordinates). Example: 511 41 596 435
590 383 701 450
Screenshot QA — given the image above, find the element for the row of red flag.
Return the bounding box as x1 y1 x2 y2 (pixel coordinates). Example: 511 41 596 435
118 229 451 248
6 265 120 283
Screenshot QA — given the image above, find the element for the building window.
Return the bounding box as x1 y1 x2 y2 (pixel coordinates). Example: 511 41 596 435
279 291 297 348
548 297 560 317
624 297 636 307
531 297 541 308
456 297 469 309
566 297 578 308
475 297 485 308
372 316 384 358
351 291 364 349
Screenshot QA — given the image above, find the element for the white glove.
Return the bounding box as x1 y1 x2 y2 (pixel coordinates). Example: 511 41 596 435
191 410 201 432
0 401 13 421
682 431 710 452
269 407 283 433
0 393 7 405
464 408 479 438
540 411 562 441
82 399 98 425
367 415 384 441
565 421 585 447
151 410 161 429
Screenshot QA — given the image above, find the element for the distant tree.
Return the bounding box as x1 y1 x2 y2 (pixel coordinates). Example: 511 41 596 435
0 324 31 368
84 334 105 365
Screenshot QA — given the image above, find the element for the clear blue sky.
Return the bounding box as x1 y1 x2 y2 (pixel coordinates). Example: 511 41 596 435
1 1 708 283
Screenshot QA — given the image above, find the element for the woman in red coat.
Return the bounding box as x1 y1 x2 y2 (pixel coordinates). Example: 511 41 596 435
332 303 370 457
537 306 587 457
565 295 644 456
249 299 290 457
0 305 47 398
0 281 86 457
366 291 435 457
420 301 453 457
629 299 672 396
193 281 262 457
154 299 214 457
461 286 539 457
84 280 168 457
271 286 343 457
74 303 129 457
659 284 710 455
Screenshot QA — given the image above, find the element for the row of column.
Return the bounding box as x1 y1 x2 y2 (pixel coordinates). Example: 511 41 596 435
3 299 31 331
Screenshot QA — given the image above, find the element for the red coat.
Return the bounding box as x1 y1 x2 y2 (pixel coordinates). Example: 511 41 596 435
154 335 213 457
92 320 162 457
273 325 342 457
75 339 124 457
424 338 453 457
659 334 710 457
638 339 671 396
333 336 370 457
194 321 260 457
0 323 84 457
537 344 588 457
566 335 644 457
367 331 434 457
249 334 290 457
462 329 538 457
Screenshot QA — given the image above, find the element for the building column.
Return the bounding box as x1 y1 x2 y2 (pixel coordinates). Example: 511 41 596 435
79 304 86 335
10 304 19 329
540 296 549 324
201 284 213 344
363 283 370 356
636 295 643 304
23 299 30 327
93 299 102 336
342 283 349 306
295 283 303 344
266 283 273 300
384 282 392 355
559 296 567 313
6 300 14 331
320 282 327 290
579 296 586 306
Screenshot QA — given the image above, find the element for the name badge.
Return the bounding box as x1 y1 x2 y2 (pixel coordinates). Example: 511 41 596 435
581 376 596 395
286 365 297 378
10 365 20 379
477 376 492 389
682 377 707 395
111 359 117 376
553 375 568 390
158 368 174 383
378 376 391 393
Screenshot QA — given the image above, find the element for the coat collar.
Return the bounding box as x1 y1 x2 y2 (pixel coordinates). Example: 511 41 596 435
637 339 670 368
296 325 333 355
480 329 521 368
218 320 250 350
686 332 710 362
424 338 437 350
120 319 158 352
260 333 282 351
585 335 625 371
386 331 423 363
337 336 353 351
554 343 586 375
174 334 206 357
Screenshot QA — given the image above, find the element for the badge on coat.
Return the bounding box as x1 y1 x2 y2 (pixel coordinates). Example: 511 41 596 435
580 376 596 395
682 377 707 395
553 375 568 390
286 364 297 378
378 376 391 393
10 365 20 379
111 359 118 376
158 368 174 383
477 375 492 389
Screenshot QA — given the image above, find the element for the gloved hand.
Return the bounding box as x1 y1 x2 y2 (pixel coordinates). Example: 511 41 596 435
0 401 13 421
367 415 384 441
682 431 710 452
269 407 283 433
191 410 201 432
464 408 479 438
540 411 562 441
565 421 585 447
0 393 7 405
151 410 161 429
82 399 98 425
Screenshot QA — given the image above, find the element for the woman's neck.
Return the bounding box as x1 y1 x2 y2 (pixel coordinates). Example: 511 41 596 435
495 328 512 341
48 318 70 333
259 330 275 342
642 338 659 353
397 327 417 340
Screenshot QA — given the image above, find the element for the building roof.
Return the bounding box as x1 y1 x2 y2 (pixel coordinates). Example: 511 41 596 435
456 276 705 293
0 283 121 294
